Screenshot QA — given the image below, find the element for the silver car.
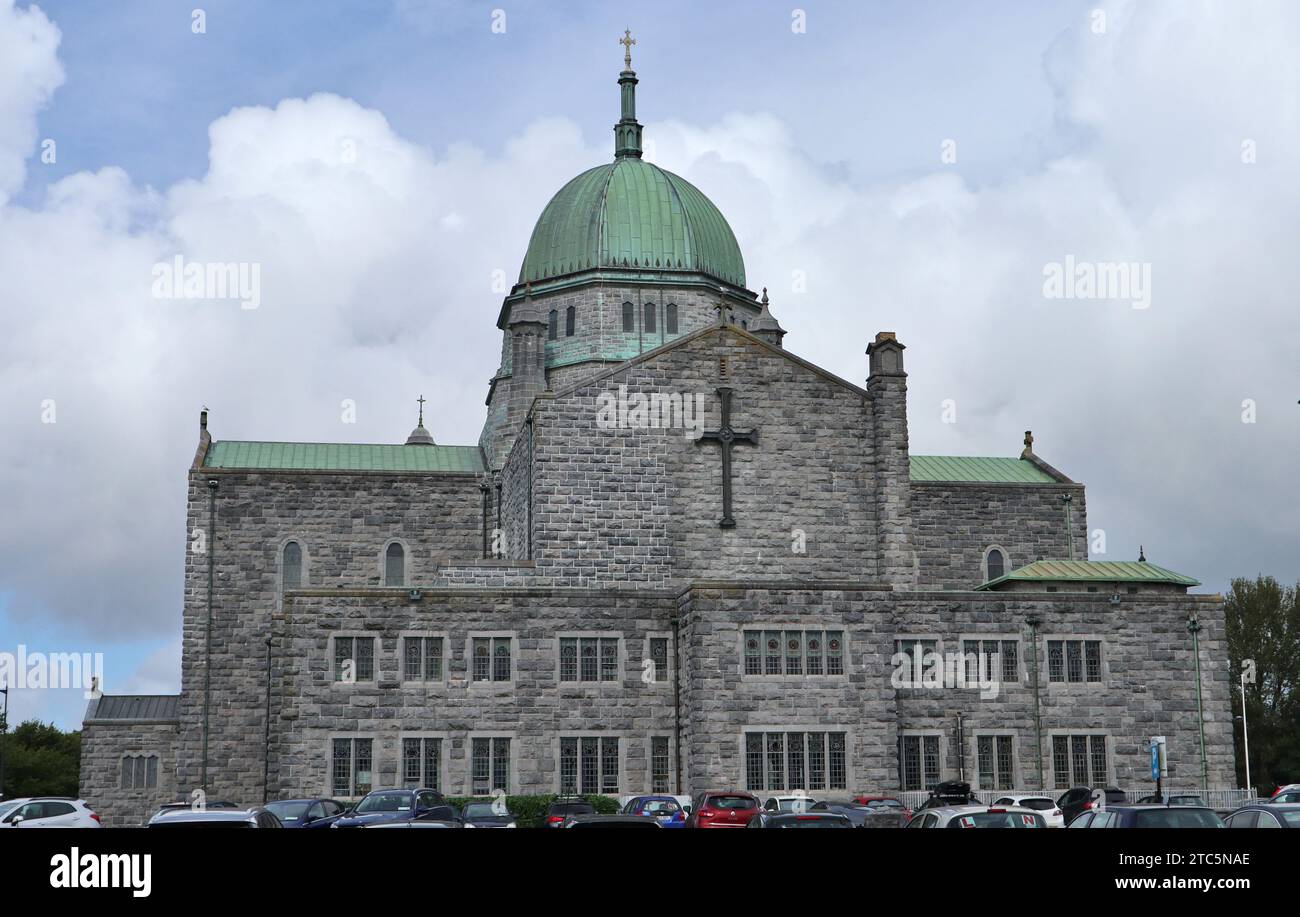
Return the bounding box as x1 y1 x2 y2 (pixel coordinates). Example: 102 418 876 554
0 797 102 828
147 807 282 828
905 804 1047 828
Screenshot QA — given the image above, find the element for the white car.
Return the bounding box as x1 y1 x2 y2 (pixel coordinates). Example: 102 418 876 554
991 794 1065 828
762 794 820 814
905 804 1048 828
0 797 102 828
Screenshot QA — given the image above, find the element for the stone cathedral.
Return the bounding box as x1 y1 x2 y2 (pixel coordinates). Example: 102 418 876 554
81 45 1235 825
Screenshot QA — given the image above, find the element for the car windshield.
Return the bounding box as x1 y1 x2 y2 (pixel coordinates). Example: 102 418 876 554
464 803 504 817
355 792 413 814
0 800 24 819
642 800 679 815
1277 811 1300 827
1132 809 1223 828
1168 796 1204 806
1014 798 1055 811
552 803 595 815
709 796 756 810
948 812 1044 828
265 801 310 820
866 799 903 809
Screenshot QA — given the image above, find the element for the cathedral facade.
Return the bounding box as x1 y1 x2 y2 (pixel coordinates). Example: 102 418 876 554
81 54 1236 826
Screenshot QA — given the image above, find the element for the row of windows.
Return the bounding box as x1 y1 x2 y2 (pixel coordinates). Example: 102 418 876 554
544 302 685 341
330 735 674 797
327 632 1106 686
744 731 849 793
894 637 1105 684
282 540 408 590
330 634 672 685
898 732 1111 791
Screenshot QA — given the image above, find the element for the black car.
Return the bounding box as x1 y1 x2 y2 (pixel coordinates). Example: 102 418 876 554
543 797 596 828
1135 794 1204 807
1057 786 1126 825
330 788 449 828
1067 804 1223 828
461 800 518 828
264 798 347 828
1224 803 1300 828
914 781 980 812
808 800 906 828
747 811 854 828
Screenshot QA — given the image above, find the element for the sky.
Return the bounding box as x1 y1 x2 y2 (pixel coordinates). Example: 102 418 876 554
0 0 1296 730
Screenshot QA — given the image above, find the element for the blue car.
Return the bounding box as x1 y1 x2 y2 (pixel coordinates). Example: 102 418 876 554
621 795 687 828
330 789 450 829
264 798 347 828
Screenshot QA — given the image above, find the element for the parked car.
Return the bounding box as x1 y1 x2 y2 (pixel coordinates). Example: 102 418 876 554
366 809 462 828
461 801 517 828
262 798 346 828
1135 794 1205 807
851 795 912 820
1268 784 1300 804
542 797 597 828
804 800 903 827
566 814 662 829
148 807 282 828
620 795 687 828
914 781 981 812
1057 786 1126 825
329 788 447 829
686 791 760 829
0 798 101 828
1067 804 1223 828
762 794 819 814
1225 803 1300 828
748 811 854 828
906 804 1047 828
991 794 1065 828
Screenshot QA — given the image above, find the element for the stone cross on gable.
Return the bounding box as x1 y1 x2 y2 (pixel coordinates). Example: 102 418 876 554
696 386 758 528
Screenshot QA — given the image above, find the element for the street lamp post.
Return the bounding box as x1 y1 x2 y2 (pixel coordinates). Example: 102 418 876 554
0 686 9 800
1240 671 1252 794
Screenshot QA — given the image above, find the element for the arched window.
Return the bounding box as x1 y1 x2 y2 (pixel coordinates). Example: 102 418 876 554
547 309 558 341
643 302 656 334
665 303 678 334
741 319 748 330
282 541 303 590
385 542 406 587
622 301 635 333
565 306 575 337
985 547 1006 582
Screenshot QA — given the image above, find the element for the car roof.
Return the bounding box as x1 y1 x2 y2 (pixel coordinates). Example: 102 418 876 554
1109 804 1213 812
150 808 262 823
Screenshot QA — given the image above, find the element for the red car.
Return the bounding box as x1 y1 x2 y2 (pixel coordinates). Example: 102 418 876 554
687 791 760 828
851 795 913 820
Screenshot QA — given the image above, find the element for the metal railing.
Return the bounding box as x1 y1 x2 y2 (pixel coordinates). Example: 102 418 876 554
893 787 1257 811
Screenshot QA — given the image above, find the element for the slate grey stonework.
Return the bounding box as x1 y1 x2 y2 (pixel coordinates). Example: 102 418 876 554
81 324 1238 817
79 722 178 828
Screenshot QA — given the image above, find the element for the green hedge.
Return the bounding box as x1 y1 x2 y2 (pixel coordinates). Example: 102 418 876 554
446 794 621 828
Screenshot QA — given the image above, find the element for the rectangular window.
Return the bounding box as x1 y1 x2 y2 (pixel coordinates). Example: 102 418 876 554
560 636 619 682
963 639 1019 683
649 637 668 682
900 734 940 791
895 638 939 679
332 738 373 797
977 735 1015 790
471 737 510 795
1048 640 1102 683
601 738 619 793
560 738 578 795
665 303 678 335
120 755 158 790
746 731 848 792
744 629 847 677
472 636 512 683
651 736 670 793
643 302 656 334
622 301 635 332
1053 734 1109 787
333 636 374 682
401 737 442 791
403 636 443 682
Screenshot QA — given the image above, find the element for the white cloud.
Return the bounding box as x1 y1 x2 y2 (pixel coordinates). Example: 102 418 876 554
0 0 62 202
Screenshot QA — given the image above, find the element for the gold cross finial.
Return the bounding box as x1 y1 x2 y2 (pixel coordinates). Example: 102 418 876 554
619 29 636 69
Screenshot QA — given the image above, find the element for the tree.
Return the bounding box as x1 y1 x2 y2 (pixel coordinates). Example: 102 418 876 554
1224 576 1300 793
1 720 81 799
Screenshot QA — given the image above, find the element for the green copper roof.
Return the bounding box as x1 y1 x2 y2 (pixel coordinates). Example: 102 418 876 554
205 441 484 473
519 158 746 288
976 559 1200 590
910 455 1058 484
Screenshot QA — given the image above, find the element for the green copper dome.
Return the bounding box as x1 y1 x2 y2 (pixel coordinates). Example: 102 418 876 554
517 56 746 290
519 158 746 288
